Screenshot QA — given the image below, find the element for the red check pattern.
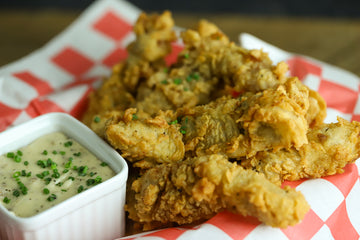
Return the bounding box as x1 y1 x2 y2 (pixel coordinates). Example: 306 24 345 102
0 0 359 239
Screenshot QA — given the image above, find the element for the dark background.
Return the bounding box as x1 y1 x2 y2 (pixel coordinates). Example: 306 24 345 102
1 0 360 18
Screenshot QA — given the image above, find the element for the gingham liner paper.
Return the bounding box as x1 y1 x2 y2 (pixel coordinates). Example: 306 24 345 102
0 0 359 239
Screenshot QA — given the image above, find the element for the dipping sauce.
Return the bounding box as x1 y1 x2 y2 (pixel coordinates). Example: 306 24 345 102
0 132 116 217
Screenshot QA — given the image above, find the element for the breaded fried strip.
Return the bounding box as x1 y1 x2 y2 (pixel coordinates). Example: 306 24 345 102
105 110 185 165
126 154 309 230
181 77 310 158
241 117 360 184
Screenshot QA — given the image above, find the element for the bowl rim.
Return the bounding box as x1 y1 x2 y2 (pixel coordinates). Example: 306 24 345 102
0 112 128 230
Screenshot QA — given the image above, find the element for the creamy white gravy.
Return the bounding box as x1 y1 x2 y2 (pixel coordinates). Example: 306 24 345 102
0 132 115 217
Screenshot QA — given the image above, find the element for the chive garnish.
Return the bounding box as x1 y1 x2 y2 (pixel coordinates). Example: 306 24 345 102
77 185 84 193
173 78 182 85
94 116 101 123
47 194 57 202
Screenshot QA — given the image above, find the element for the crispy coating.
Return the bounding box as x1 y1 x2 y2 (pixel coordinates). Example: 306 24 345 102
241 117 360 184
126 154 309 230
105 109 185 167
179 77 310 158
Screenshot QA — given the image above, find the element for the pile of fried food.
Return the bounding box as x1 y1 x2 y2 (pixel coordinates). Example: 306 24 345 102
82 11 360 233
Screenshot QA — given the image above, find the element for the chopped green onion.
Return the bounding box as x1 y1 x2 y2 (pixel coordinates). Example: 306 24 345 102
56 182 63 187
77 166 88 176
6 152 15 158
64 161 72 169
64 141 73 147
59 151 66 155
43 188 50 194
73 152 81 157
173 78 182 85
14 155 21 163
94 176 102 184
42 150 48 155
132 114 138 120
17 150 23 156
47 194 57 202
161 79 169 85
44 178 52 185
37 160 47 168
52 150 58 155
3 197 10 204
13 171 21 178
163 67 169 73
93 116 101 123
68 176 75 181
63 169 69 173
52 169 60 178
169 120 178 125
86 179 95 186
77 185 84 193
13 190 20 197
24 161 29 166
184 53 189 59
100 162 108 167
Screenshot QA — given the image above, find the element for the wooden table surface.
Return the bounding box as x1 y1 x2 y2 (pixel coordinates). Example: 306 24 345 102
0 10 359 77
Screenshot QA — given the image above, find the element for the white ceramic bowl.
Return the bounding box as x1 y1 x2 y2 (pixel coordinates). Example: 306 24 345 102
0 113 128 240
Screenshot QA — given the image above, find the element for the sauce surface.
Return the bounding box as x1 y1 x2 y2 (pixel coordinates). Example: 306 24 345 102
0 132 115 217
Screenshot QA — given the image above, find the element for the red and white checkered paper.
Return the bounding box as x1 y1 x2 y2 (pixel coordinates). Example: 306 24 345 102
0 0 359 239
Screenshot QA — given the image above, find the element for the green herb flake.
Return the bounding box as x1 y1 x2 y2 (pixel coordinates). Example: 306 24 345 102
59 151 66 156
77 185 84 193
93 116 101 123
13 171 21 178
184 53 189 59
52 150 58 155
77 166 88 176
17 150 23 156
94 176 102 184
169 120 178 125
132 114 138 120
173 78 182 85
73 152 81 157
100 162 108 167
163 67 169 73
6 152 15 158
44 178 52 185
64 141 73 148
3 197 10 204
42 150 48 155
47 194 57 202
43 188 50 194
13 189 20 197
24 161 29 166
161 79 169 85
14 155 22 163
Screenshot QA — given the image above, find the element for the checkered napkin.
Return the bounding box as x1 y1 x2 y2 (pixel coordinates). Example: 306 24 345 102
0 0 359 239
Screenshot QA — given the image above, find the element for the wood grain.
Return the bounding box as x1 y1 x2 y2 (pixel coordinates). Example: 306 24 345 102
0 10 359 76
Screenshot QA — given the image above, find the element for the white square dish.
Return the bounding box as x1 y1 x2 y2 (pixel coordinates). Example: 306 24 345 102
0 112 128 240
